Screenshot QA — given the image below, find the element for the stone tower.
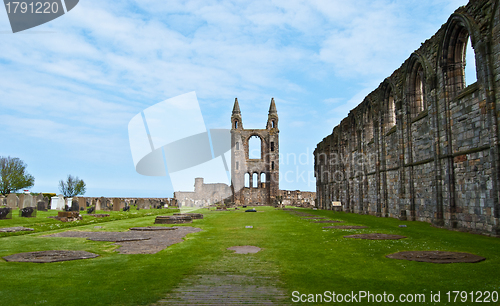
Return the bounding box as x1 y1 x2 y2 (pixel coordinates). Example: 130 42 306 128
231 98 279 205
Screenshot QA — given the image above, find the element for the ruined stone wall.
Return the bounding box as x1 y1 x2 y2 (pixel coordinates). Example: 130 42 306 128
174 177 232 207
231 98 280 205
279 190 316 207
315 0 500 235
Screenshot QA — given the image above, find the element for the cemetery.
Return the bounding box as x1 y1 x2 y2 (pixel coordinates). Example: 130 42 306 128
0 205 499 305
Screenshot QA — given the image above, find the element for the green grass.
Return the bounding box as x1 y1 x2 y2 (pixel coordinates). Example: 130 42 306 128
0 208 180 238
0 206 499 305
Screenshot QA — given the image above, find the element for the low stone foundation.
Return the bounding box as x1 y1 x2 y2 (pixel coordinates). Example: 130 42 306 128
155 215 193 224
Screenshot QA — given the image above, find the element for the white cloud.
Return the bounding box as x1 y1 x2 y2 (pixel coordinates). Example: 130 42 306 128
0 0 470 195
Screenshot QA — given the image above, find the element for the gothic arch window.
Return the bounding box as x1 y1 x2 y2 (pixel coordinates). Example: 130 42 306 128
442 16 478 98
244 173 250 188
261 173 266 184
248 135 261 159
384 87 396 133
234 120 238 129
366 117 374 143
272 120 276 128
464 36 477 86
236 142 239 150
408 60 426 117
253 173 259 188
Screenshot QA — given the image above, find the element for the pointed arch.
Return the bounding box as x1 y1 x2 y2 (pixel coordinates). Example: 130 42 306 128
406 53 433 118
440 13 480 98
381 80 397 133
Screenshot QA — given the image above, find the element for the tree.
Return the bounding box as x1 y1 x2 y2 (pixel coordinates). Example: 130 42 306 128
0 156 35 195
59 175 86 197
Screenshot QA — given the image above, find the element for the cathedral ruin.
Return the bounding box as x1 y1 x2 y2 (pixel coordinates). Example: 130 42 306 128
315 0 500 235
231 98 280 205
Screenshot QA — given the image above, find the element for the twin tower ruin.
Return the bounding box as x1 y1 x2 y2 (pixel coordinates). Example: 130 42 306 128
230 98 280 205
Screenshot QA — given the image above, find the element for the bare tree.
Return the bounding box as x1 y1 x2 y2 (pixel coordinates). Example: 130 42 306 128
59 175 86 197
0 156 35 195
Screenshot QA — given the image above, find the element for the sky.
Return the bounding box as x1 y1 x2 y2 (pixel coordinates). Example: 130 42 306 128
0 0 472 198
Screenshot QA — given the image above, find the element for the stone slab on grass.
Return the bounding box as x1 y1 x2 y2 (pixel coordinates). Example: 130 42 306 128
45 226 202 254
129 226 176 231
344 233 406 240
0 226 34 233
227 245 261 254
323 225 367 229
3 250 99 263
313 220 345 223
386 251 486 263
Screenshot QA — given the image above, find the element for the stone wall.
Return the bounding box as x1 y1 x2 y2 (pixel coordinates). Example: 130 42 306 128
314 0 500 235
231 98 280 205
174 177 232 207
278 190 316 207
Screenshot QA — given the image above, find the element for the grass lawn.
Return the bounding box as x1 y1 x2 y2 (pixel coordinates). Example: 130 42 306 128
0 206 499 305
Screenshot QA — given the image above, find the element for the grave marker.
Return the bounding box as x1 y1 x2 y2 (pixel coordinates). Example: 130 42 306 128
7 194 18 209
113 198 121 211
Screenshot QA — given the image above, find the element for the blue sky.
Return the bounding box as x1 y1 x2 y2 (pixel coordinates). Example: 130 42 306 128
0 0 470 197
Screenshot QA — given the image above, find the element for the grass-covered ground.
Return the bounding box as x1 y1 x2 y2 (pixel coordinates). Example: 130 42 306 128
0 208 180 238
0 206 499 305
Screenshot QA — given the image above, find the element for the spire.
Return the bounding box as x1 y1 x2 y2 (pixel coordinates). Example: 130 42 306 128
268 97 277 115
232 98 241 115
267 97 278 130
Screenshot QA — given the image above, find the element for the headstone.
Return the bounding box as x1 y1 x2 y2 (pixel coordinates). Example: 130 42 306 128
51 195 65 210
7 194 19 209
37 200 47 211
18 194 25 208
66 198 73 208
22 194 33 208
100 197 107 210
95 198 101 211
20 207 35 217
71 199 79 212
50 196 58 210
113 198 121 211
78 197 86 209
0 207 12 219
0 195 5 206
35 194 43 203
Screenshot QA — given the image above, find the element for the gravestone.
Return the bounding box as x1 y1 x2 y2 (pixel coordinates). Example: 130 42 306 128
0 207 12 219
113 198 121 211
136 199 144 209
20 207 35 217
137 199 151 209
99 197 107 210
7 194 18 209
78 197 86 209
18 194 24 208
95 198 101 211
71 199 79 212
37 201 47 211
51 195 65 210
50 196 59 210
66 198 73 208
22 194 33 208
35 194 43 204
0 195 5 206
57 195 65 209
